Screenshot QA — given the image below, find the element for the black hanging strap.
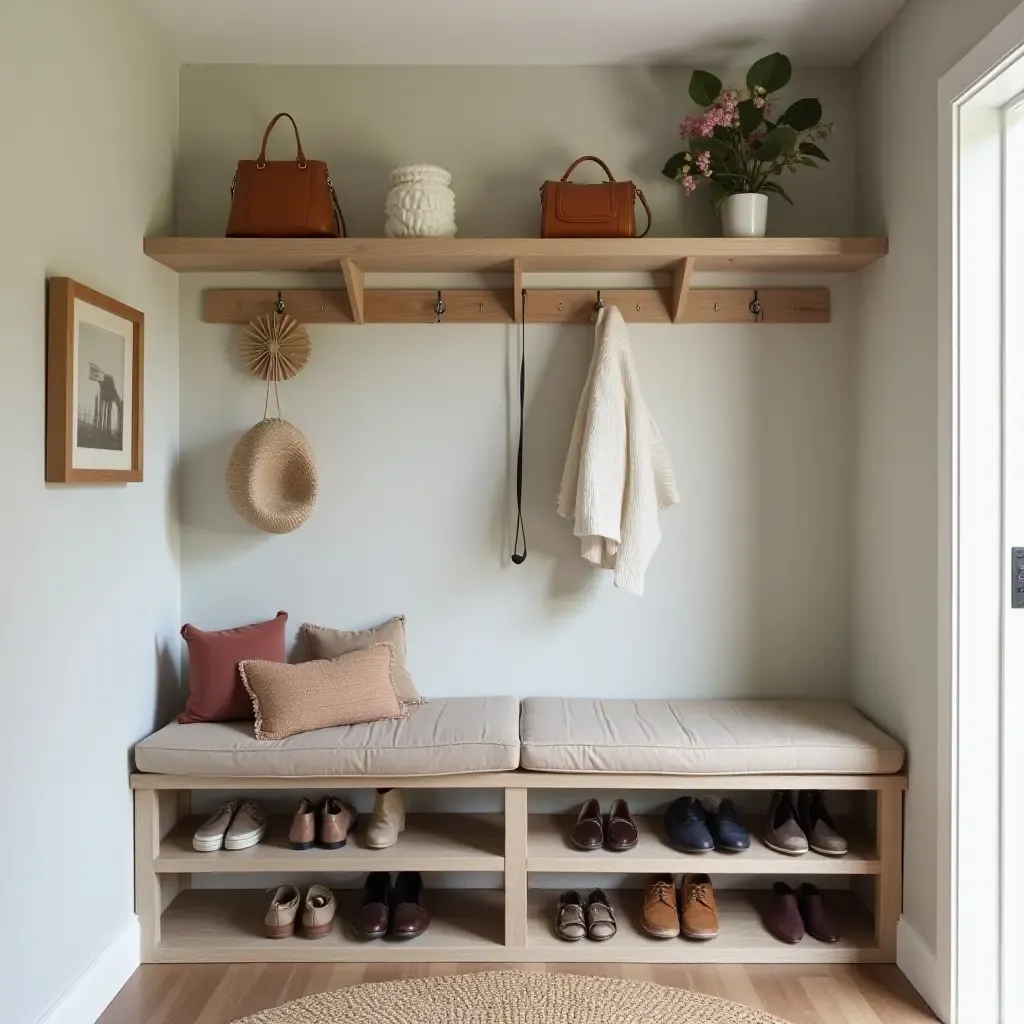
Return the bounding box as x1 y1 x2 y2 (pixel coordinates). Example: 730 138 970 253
511 289 528 564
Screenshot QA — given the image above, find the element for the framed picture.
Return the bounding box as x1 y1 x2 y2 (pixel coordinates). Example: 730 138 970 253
46 278 144 483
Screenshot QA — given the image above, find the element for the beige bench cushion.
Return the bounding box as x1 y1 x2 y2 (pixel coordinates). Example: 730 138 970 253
135 697 520 776
519 698 904 775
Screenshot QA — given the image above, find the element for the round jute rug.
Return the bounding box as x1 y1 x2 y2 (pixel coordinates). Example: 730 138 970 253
231 970 793 1024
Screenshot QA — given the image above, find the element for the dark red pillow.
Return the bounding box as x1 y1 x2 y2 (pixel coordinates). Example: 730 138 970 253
179 612 287 724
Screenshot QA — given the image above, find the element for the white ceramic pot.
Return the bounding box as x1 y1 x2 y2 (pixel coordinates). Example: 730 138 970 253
384 165 457 237
721 192 769 238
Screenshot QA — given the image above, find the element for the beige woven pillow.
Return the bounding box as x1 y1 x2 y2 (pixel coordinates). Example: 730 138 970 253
239 643 408 741
301 616 424 705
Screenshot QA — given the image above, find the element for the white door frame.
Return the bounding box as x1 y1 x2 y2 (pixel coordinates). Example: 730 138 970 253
939 6 1024 1022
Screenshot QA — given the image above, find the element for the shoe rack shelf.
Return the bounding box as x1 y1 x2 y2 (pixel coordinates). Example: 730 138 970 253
133 770 905 965
143 235 888 326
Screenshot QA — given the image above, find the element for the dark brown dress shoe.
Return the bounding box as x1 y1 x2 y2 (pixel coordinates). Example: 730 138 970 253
766 881 805 944
605 798 639 851
352 871 390 939
798 883 840 942
390 871 429 940
571 799 604 850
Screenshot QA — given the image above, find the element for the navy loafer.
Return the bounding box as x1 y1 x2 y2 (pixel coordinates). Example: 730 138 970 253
664 796 714 853
709 798 750 852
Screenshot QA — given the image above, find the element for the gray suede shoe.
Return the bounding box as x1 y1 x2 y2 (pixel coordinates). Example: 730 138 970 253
798 791 848 857
764 791 809 856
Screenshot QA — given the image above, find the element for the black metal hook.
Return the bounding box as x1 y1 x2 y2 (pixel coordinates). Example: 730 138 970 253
435 289 446 322
594 290 604 312
275 291 285 315
749 289 763 320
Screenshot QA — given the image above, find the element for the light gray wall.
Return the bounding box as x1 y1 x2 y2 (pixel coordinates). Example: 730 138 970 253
855 0 1023 955
176 65 861 701
0 2 180 1021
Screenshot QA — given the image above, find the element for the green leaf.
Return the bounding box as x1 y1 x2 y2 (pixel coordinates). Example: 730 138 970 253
691 135 731 160
753 125 798 163
662 152 692 180
798 157 820 169
689 69 723 107
738 99 764 134
760 181 795 205
800 142 830 162
746 52 792 94
778 98 822 132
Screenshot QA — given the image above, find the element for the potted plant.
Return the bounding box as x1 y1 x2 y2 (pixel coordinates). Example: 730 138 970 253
662 53 833 237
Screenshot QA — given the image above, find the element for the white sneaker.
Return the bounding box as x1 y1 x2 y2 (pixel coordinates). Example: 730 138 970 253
225 800 268 850
193 800 238 852
366 788 405 849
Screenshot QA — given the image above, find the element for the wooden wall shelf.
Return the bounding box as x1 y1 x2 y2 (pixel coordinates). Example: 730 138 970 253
144 236 887 274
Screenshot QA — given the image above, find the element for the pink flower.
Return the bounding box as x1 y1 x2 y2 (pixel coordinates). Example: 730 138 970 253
696 150 711 173
681 174 698 194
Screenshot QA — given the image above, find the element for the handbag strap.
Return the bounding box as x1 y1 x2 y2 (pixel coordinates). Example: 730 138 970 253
257 112 307 168
511 289 528 565
328 176 348 237
561 155 616 182
635 187 652 238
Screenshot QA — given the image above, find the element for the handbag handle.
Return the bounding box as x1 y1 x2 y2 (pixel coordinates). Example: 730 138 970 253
560 155 616 183
256 112 307 169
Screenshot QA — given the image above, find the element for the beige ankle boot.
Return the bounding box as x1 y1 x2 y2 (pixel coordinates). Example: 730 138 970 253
366 788 405 848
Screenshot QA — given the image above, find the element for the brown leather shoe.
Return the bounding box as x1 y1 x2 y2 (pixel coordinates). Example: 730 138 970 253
571 799 604 850
289 798 316 851
606 799 639 852
352 871 391 940
555 890 587 941
301 885 336 940
390 871 429 939
641 875 680 939
679 874 720 940
798 883 840 942
319 796 357 850
766 881 805 943
585 889 617 941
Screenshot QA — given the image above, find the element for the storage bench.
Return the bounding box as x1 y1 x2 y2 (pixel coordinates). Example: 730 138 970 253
132 698 905 966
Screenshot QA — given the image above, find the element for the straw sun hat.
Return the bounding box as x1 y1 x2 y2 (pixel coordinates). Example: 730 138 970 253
226 418 318 534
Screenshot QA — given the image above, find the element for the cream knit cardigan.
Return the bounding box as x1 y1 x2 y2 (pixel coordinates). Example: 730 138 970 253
557 306 679 595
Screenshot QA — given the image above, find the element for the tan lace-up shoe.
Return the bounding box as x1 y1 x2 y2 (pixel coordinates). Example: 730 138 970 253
224 800 267 851
192 801 237 852
679 873 720 940
320 797 358 849
302 885 337 939
289 797 316 851
366 788 405 849
265 884 300 938
641 874 680 939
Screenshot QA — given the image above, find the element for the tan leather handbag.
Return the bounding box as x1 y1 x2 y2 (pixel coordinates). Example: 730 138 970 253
539 156 651 238
227 113 346 238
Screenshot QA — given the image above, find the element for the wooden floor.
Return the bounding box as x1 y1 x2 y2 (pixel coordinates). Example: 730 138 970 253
98 962 937 1024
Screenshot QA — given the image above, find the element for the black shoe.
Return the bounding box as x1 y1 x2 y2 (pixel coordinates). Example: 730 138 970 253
708 798 750 852
390 871 429 939
664 796 714 853
353 871 391 939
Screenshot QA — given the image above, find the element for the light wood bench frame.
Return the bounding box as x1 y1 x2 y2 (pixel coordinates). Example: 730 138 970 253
132 769 906 965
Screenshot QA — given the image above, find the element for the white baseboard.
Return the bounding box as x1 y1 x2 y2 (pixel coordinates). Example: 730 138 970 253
897 915 949 1023
38 917 140 1024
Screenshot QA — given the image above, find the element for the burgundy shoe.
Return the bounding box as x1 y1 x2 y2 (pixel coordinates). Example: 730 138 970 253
605 799 639 852
353 871 391 940
765 882 805 944
571 799 604 850
798 883 840 942
390 871 429 939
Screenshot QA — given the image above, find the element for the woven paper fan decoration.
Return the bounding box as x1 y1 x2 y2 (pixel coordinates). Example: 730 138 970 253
239 313 311 382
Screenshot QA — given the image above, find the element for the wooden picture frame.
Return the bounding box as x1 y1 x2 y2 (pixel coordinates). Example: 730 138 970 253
46 278 144 483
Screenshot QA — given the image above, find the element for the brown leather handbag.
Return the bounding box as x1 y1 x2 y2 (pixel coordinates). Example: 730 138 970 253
226 113 346 238
540 156 651 239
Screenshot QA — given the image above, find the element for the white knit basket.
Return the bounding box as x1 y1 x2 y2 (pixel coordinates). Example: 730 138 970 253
384 164 457 237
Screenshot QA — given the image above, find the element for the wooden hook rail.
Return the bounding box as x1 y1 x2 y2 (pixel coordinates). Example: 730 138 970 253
203 287 830 326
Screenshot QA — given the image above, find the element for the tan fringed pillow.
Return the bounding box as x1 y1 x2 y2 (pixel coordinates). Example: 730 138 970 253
301 616 424 705
239 642 408 741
